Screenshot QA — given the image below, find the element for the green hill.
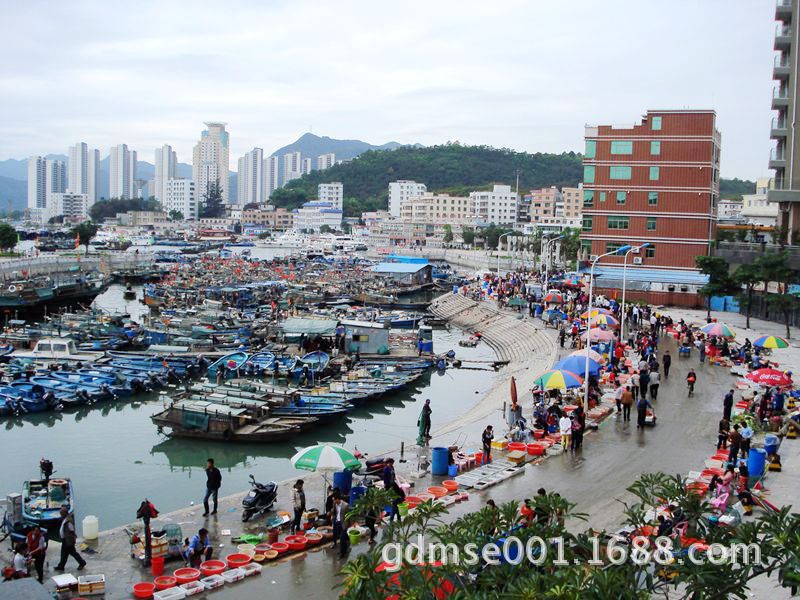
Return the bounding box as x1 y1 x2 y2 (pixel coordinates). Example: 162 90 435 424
270 144 583 216
719 177 756 200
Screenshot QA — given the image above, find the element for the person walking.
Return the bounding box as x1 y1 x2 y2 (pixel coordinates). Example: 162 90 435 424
662 351 671 379
636 396 652 430
699 343 706 363
202 458 222 516
686 369 697 397
330 495 350 558
559 414 572 449
621 385 634 423
638 369 650 400
481 425 494 464
740 423 753 459
649 370 660 401
419 399 432 440
571 407 585 450
382 459 403 522
728 424 742 464
630 372 640 401
54 507 86 572
723 389 734 421
291 480 306 534
26 526 47 583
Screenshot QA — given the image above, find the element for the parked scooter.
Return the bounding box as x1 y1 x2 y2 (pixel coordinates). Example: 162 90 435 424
241 475 277 522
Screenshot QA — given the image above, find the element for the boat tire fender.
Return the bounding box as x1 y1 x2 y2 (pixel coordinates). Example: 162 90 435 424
223 428 233 441
8 285 16 293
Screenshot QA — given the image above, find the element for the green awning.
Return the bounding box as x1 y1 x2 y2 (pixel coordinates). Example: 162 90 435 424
281 317 338 336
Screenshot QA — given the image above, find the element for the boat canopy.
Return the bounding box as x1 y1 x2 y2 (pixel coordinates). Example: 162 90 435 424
281 318 338 336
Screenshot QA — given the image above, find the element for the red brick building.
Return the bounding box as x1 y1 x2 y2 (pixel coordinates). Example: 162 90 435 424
581 110 721 270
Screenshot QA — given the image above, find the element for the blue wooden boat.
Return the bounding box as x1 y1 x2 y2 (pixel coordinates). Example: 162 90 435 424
4 383 73 410
0 343 14 357
49 372 131 397
28 376 115 401
244 351 275 371
207 351 249 380
106 350 197 365
291 351 330 377
270 404 349 420
23 476 74 530
387 315 424 329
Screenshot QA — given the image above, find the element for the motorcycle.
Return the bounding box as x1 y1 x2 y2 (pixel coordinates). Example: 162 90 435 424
241 474 277 522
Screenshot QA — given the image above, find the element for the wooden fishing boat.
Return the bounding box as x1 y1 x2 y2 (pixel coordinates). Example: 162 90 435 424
244 351 275 371
22 476 74 529
291 351 330 377
207 351 249 380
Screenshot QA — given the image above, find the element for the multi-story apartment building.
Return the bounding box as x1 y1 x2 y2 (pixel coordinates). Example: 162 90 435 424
292 201 343 232
237 147 264 205
67 142 99 203
741 177 778 225
318 182 344 209
28 157 67 220
193 122 230 203
52 193 90 222
165 179 198 220
398 193 474 224
560 185 583 219
470 184 518 226
154 144 177 204
526 186 560 223
264 155 280 199
317 153 336 170
769 0 800 242
241 207 294 231
27 156 46 211
109 144 137 200
388 180 427 217
283 152 302 186
302 158 313 175
582 110 720 271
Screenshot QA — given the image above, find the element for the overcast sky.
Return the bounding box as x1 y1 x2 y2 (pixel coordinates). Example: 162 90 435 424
1 0 777 178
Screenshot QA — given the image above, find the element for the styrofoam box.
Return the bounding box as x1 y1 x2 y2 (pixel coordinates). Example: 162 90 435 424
154 586 187 600
201 574 225 590
240 562 262 577
180 580 205 596
221 568 245 583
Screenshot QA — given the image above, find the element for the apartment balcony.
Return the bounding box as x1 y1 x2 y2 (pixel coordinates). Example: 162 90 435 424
775 24 792 49
770 147 787 169
773 86 790 109
771 116 789 139
774 54 791 79
776 0 793 22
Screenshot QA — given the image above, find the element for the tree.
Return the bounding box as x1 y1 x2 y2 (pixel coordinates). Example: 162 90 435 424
340 471 800 599
559 227 581 263
168 210 184 221
89 197 161 221
319 224 334 234
461 226 475 246
0 223 17 251
48 215 65 225
768 293 800 339
200 179 225 218
442 224 453 244
696 255 737 318
734 262 761 329
71 221 98 254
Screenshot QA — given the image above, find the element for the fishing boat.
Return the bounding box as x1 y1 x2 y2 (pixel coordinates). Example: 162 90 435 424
207 351 249 380
22 476 74 530
244 351 276 371
48 372 130 397
291 351 330 377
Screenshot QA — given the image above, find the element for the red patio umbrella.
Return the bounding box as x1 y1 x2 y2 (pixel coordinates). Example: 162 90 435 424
746 368 793 387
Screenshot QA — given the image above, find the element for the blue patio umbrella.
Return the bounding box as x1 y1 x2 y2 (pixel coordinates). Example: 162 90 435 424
553 355 601 377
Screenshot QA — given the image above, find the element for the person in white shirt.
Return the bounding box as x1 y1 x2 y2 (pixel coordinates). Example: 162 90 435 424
12 542 29 578
649 370 661 401
614 384 625 413
559 415 573 449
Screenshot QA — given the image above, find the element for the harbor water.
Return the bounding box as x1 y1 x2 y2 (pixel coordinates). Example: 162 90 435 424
1 282 500 530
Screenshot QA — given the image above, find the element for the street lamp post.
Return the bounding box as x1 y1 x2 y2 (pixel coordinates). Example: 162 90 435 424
584 245 631 409
620 243 652 342
541 234 564 292
497 232 513 275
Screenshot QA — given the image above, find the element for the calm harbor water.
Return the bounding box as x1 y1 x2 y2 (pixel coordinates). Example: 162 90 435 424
1 280 499 531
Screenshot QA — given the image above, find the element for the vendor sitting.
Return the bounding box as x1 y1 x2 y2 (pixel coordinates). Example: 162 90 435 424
184 528 212 567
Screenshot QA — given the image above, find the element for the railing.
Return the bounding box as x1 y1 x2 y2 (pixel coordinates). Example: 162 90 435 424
776 24 792 37
774 86 790 99
777 0 792 8
772 117 788 129
771 147 786 160
775 54 791 68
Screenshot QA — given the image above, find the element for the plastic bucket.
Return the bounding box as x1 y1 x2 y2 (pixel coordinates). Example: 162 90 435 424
447 464 458 477
747 448 767 479
267 528 279 544
332 470 353 495
82 515 99 540
764 434 780 455
348 529 361 545
398 503 409 517
151 556 165 577
431 447 449 476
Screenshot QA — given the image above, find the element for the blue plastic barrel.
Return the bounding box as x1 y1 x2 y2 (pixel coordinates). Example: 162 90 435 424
332 470 353 496
431 447 449 476
764 434 780 455
747 448 766 479
349 485 366 505
448 464 458 477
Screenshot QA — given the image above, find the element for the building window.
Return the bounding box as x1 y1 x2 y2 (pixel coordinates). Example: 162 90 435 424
608 216 629 230
609 166 632 180
584 165 595 183
648 191 658 205
585 140 596 159
647 217 656 231
606 242 626 253
649 166 660 181
600 192 607 202
616 191 627 204
610 141 633 155
582 216 593 231
646 246 656 258
580 240 592 256
651 116 662 130
650 141 661 155
583 190 594 207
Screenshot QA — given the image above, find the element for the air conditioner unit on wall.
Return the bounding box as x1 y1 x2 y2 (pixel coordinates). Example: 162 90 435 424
632 257 643 264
